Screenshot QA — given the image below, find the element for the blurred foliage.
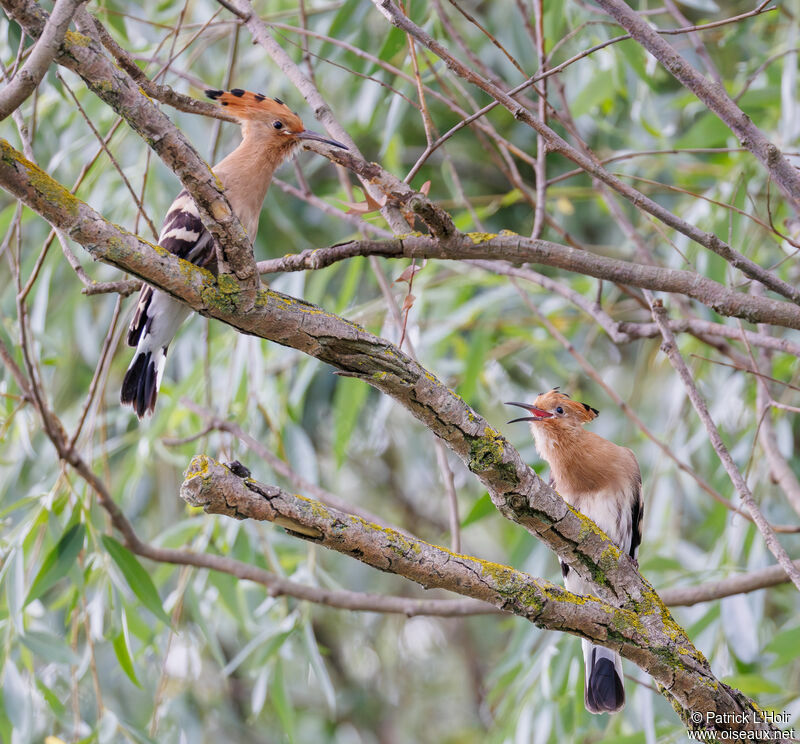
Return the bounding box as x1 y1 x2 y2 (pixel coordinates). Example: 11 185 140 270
1 0 800 742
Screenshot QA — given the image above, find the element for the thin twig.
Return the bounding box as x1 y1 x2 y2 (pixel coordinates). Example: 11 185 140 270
650 299 800 593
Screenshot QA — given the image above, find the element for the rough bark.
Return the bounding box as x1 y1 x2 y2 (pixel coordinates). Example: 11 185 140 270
181 456 778 738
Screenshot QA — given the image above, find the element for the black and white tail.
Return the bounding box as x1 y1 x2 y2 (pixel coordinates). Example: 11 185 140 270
120 287 191 418
121 189 210 418
582 640 625 713
563 562 626 714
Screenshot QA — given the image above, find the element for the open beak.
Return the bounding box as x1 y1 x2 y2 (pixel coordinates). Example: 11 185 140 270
296 129 349 149
505 401 553 424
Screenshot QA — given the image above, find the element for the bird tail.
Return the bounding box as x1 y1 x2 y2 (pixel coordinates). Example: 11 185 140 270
120 347 167 419
121 286 190 418
582 640 625 714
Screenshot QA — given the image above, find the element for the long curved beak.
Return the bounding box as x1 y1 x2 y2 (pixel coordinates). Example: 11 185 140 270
296 129 348 149
505 401 553 424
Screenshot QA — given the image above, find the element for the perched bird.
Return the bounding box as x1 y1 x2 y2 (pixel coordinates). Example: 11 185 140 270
507 389 643 714
121 88 347 417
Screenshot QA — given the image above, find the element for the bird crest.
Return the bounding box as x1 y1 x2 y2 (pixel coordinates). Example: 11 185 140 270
539 389 599 422
507 388 599 425
206 88 304 131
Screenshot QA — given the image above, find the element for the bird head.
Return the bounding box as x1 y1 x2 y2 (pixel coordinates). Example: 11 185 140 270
205 88 347 154
506 388 599 433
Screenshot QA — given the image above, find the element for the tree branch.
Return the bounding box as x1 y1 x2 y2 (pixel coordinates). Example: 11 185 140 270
650 299 800 593
255 236 800 330
660 559 800 607
180 455 778 737
368 0 800 307
0 0 86 121
0 135 785 731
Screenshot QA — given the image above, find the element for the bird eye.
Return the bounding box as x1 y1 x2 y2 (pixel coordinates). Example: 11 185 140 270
556 406 564 414
273 121 283 130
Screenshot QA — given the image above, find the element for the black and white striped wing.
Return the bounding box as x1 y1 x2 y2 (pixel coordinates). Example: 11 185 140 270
126 190 212 349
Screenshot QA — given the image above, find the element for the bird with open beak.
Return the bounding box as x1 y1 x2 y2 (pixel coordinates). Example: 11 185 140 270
507 388 643 714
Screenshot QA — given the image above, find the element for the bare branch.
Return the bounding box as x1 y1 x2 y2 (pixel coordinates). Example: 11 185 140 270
660 559 800 607
256 236 800 330
0 0 86 121
368 0 800 306
180 455 778 737
650 299 800 593
594 0 800 213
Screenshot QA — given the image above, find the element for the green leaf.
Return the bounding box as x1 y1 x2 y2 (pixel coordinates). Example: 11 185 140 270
765 625 800 667
332 376 369 467
118 720 159 744
461 493 494 528
271 659 296 743
19 631 79 666
103 0 129 41
3 659 30 737
571 73 615 118
377 25 406 63
722 673 782 696
458 327 490 403
112 611 141 687
327 0 364 39
335 256 364 314
0 689 12 744
675 113 731 149
26 523 85 605
102 536 171 625
617 39 654 89
35 679 66 716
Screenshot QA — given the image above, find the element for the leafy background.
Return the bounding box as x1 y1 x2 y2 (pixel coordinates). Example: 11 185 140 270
1 0 799 742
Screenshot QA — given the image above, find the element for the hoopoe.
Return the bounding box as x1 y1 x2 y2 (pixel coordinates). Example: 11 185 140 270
121 88 346 417
507 389 643 714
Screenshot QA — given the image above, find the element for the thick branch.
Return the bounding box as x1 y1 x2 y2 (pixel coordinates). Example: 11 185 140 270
0 135 674 613
257 237 800 330
181 455 777 737
0 140 779 728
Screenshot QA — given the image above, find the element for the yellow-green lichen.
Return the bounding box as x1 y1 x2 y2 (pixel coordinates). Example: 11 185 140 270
1 141 82 220
465 231 499 245
198 272 243 313
183 454 211 481
64 29 92 48
468 427 519 484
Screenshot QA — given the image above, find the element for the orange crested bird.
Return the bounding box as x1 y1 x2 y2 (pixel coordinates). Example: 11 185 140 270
121 88 347 418
507 389 643 714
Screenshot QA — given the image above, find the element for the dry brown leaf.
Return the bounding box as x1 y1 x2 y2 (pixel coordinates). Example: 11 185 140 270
401 293 416 311
340 190 388 215
394 264 422 284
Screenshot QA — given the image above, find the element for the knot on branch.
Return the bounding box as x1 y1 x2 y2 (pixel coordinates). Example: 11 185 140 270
180 455 240 516
408 195 456 242
507 493 528 511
